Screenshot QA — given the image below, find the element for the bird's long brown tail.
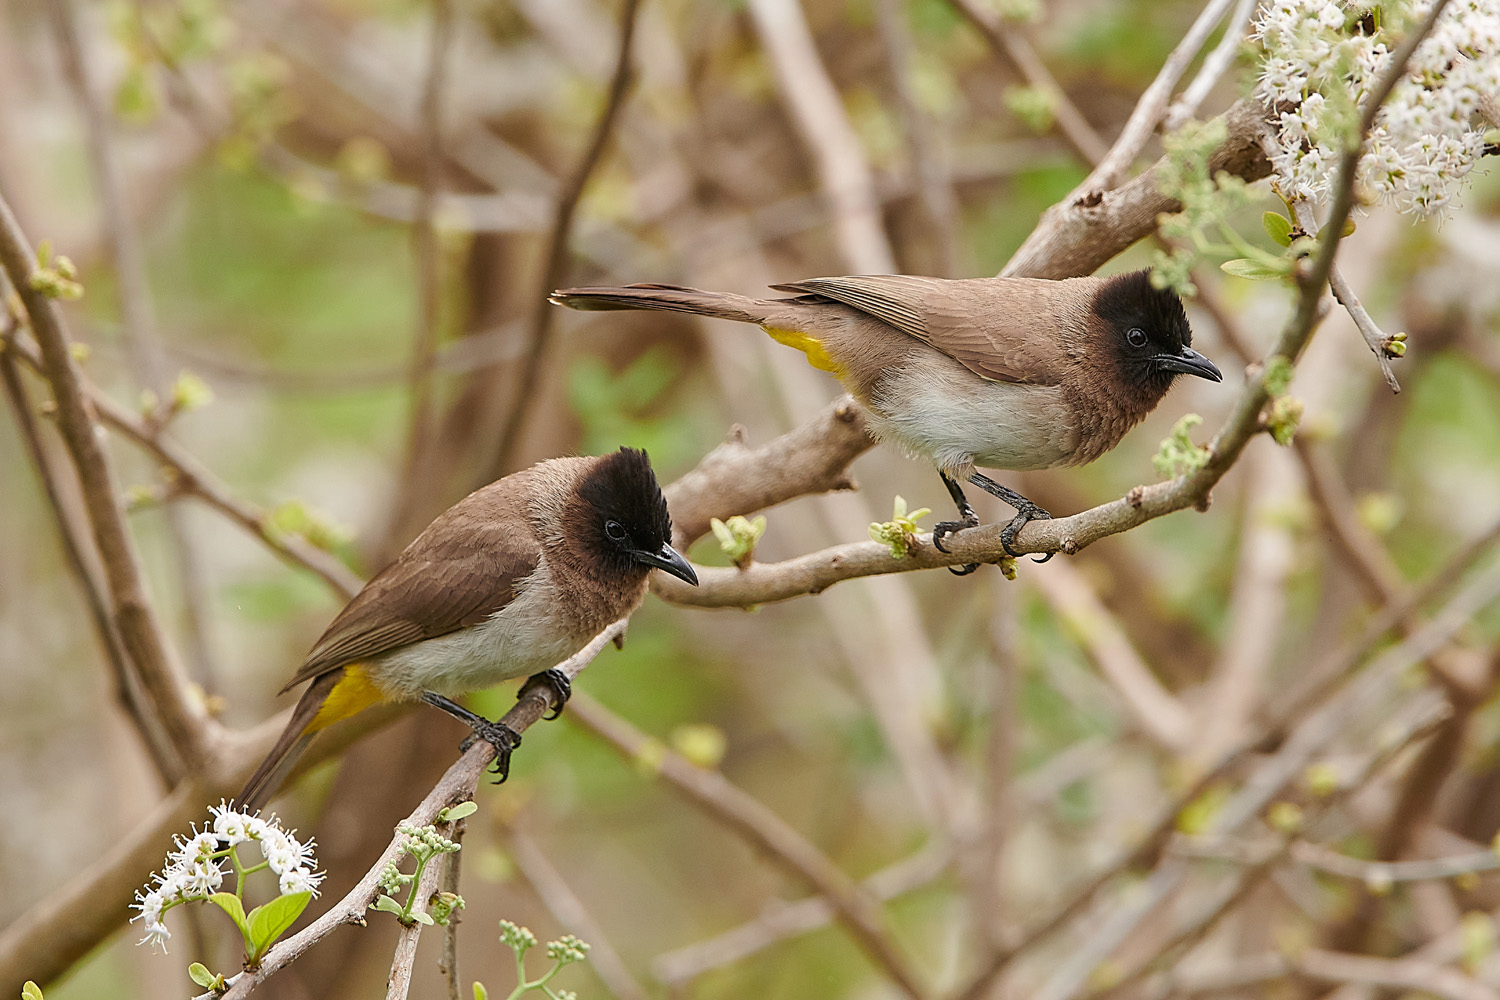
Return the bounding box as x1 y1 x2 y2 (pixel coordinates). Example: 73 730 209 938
550 283 775 325
235 669 345 813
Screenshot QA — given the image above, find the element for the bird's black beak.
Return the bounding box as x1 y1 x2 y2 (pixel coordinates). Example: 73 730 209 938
632 541 699 586
1153 346 1223 382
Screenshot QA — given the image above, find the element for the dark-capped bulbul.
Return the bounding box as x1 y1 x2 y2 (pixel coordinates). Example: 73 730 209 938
551 270 1222 571
236 448 698 811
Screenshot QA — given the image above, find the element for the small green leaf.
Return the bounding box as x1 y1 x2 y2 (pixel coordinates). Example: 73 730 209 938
22 982 44 1000
1153 414 1210 479
410 910 435 926
170 370 214 414
1220 257 1287 280
473 983 489 1000
188 963 219 988
1262 355 1294 398
370 895 405 915
440 801 478 823
209 892 251 938
1262 211 1293 247
246 891 312 955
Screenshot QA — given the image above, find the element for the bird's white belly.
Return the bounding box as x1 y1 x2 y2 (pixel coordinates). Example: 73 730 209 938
868 370 1077 475
370 570 583 700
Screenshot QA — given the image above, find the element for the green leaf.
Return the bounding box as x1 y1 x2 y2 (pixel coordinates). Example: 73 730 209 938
1220 257 1287 280
440 801 478 823
412 910 435 925
188 963 219 988
1262 211 1293 247
22 982 44 1000
208 892 251 938
473 983 489 1000
246 891 313 955
370 895 406 915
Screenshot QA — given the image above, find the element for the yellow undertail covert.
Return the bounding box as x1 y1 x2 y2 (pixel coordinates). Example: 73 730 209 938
310 663 386 731
763 326 842 376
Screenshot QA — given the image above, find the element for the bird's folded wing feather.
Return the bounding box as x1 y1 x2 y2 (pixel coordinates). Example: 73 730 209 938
770 275 1079 385
280 508 542 693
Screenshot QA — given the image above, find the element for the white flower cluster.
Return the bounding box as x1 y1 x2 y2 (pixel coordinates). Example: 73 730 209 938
131 803 323 952
1255 0 1500 216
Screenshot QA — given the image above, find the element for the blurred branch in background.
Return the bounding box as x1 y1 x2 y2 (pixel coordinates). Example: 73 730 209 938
489 0 643 477
3 0 1500 998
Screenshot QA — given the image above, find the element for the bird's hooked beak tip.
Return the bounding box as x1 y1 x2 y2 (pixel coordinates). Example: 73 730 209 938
634 541 699 586
1154 346 1223 383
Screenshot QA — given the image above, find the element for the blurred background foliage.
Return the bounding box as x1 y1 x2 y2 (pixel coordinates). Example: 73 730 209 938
2 0 1500 998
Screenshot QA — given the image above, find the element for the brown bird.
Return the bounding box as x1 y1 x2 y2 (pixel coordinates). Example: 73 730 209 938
236 448 698 811
552 269 1221 572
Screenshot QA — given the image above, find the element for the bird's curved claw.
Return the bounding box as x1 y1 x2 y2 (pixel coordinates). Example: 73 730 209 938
999 507 1054 563
459 721 523 784
933 518 980 576
519 667 572 720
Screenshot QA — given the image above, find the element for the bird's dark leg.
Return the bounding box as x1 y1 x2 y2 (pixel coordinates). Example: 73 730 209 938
932 473 980 576
968 472 1054 563
421 691 522 783
516 668 572 721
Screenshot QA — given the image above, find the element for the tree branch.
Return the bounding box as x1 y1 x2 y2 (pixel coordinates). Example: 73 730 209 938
5 334 363 599
565 694 931 1000
1002 99 1274 280
490 0 642 476
0 182 212 768
219 620 629 999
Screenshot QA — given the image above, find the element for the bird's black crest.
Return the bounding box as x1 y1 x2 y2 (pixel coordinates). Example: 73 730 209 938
576 447 673 551
1092 269 1192 351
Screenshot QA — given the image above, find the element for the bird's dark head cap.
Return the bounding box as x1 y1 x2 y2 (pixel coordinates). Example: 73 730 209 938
574 448 697 585
1092 269 1220 393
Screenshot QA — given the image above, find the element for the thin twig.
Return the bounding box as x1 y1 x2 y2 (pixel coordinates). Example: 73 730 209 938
566 694 931 1000
1076 696 1451 1000
1002 98 1273 279
1293 841 1499 884
944 0 1109 165
5 334 363 599
438 824 464 1000
652 842 950 987
1284 191 1403 390
748 0 897 274
1029 560 1194 751
952 524 1500 1000
876 0 959 273
218 620 630 999
489 0 642 477
1191 445 1297 761
1085 0 1240 191
1165 0 1257 130
387 0 455 551
0 332 180 782
385 825 451 1000
505 824 650 1000
46 0 219 684
0 181 211 767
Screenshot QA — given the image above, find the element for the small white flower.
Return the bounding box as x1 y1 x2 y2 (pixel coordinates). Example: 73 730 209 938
179 859 225 896
131 889 172 952
278 866 323 896
1255 0 1499 218
210 802 256 846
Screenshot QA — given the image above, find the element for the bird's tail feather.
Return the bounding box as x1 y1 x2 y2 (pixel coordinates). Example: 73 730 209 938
234 670 343 813
550 284 772 325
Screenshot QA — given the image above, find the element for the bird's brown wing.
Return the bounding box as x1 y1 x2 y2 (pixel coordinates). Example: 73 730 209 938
771 275 1089 385
279 489 542 693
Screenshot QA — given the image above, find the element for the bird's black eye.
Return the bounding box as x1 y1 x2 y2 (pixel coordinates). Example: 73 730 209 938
1126 327 1149 348
604 519 627 543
